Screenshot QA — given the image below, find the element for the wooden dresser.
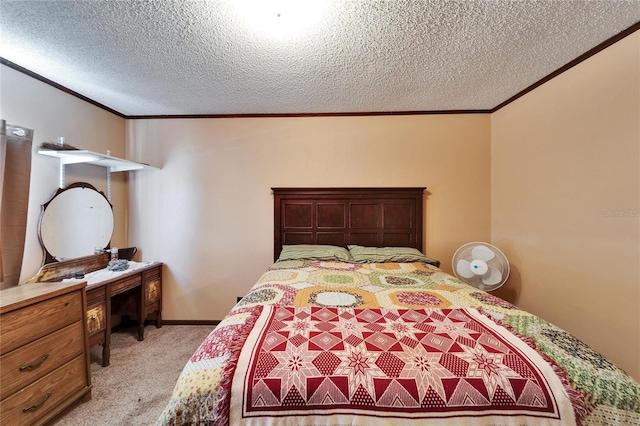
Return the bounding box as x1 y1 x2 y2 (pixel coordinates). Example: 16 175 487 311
0 281 92 426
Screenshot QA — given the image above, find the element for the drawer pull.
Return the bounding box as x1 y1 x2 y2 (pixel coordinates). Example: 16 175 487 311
19 354 49 371
22 392 52 412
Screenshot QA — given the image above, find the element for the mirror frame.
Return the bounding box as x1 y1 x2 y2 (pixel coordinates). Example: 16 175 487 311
37 182 113 265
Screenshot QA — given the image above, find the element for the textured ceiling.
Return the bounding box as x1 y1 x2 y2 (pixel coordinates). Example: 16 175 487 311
1 0 638 116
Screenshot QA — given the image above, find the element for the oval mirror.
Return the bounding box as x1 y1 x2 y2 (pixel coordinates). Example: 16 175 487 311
38 182 114 263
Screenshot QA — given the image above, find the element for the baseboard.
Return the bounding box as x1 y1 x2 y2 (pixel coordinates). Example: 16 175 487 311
110 318 220 330
161 319 221 326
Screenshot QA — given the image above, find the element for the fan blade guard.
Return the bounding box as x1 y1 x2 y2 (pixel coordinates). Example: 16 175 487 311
452 242 510 291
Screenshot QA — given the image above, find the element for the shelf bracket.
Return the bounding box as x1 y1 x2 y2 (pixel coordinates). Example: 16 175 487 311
58 137 66 188
106 167 112 202
59 158 66 189
106 149 112 201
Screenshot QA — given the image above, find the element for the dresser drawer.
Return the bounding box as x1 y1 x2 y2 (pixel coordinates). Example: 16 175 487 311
86 303 106 335
144 266 161 283
0 355 87 426
0 321 85 399
86 286 106 306
0 292 82 355
110 275 141 296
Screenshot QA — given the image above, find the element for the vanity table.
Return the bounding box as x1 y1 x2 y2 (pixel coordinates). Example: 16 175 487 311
84 260 162 367
30 254 162 367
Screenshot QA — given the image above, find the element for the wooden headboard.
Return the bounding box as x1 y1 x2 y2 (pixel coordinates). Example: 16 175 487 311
272 187 425 261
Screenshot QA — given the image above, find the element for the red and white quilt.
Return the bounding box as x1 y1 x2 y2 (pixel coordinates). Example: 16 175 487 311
230 306 576 426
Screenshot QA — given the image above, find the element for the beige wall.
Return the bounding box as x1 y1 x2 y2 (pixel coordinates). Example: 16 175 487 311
0 64 128 283
491 32 640 379
126 115 492 320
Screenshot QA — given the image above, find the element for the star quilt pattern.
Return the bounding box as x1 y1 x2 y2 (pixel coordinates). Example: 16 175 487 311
231 306 575 425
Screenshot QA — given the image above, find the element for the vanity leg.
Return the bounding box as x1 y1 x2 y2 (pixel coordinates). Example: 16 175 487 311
137 282 145 341
103 288 111 367
102 344 110 367
156 310 162 328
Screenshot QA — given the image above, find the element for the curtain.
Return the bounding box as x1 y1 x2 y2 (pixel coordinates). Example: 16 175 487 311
0 121 33 289
0 120 5 283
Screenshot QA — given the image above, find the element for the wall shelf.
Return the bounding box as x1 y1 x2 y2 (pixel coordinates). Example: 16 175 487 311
38 149 159 172
38 148 159 201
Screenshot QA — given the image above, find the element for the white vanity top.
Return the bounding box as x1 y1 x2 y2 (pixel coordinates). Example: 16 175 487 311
64 260 156 285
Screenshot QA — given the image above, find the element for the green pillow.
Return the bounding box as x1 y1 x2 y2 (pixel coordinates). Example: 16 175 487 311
277 245 353 262
347 245 440 267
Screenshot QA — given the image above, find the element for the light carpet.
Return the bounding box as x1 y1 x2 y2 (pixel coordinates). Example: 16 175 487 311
52 324 213 426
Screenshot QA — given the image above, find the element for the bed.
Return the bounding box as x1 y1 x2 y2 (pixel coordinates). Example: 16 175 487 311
157 187 639 426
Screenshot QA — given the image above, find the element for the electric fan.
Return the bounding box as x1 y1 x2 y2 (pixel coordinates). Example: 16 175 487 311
452 242 510 291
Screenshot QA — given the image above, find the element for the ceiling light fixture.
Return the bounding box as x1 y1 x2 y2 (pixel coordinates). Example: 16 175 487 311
233 0 329 38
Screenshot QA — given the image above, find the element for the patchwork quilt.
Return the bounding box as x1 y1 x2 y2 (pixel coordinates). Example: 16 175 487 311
156 261 640 426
